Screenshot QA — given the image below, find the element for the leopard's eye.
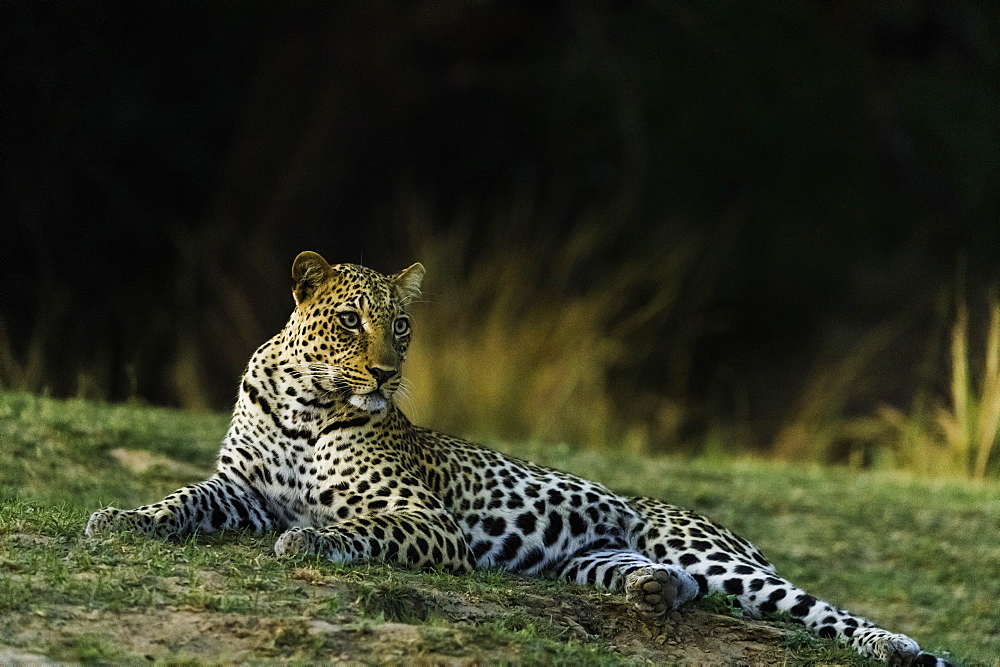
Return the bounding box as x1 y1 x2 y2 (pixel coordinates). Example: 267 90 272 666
337 311 361 330
393 317 410 336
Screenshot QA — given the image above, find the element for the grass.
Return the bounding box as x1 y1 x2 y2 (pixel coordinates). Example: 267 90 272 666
769 298 1000 479
399 214 724 454
379 243 1000 478
878 299 1000 478
0 391 997 664
507 439 999 663
5 219 998 482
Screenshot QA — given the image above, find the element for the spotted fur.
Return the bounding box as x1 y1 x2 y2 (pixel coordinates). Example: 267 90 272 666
87 252 950 666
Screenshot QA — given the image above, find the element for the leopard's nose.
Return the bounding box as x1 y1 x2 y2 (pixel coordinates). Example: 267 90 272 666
366 365 397 387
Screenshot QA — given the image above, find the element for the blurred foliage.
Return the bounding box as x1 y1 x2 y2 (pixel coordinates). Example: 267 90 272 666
402 210 720 450
1 2 998 461
870 299 1000 478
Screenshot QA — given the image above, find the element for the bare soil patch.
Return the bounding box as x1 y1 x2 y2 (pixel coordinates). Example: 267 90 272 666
2 571 797 665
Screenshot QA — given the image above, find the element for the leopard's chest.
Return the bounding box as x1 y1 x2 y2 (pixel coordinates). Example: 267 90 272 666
262 428 411 528
221 402 388 525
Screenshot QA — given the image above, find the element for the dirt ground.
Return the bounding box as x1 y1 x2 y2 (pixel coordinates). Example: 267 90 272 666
1 570 799 665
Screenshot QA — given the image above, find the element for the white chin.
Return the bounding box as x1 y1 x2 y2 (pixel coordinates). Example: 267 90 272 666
348 393 388 412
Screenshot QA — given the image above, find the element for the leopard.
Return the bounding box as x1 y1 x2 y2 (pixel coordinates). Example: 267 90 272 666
87 251 950 666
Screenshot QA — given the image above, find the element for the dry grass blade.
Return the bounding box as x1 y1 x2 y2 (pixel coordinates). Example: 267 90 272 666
399 212 710 452
972 300 1000 478
946 301 971 469
771 325 896 462
875 298 1000 478
938 298 1000 478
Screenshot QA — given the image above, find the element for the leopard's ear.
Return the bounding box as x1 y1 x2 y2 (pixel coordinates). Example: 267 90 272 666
392 262 425 306
292 251 334 305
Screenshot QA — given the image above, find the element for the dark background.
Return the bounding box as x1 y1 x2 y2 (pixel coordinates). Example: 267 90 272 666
2 2 997 453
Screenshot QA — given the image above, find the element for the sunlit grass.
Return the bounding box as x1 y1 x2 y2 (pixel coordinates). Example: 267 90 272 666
931 298 998 478
765 298 1000 480
0 392 995 663
400 207 718 453
500 440 999 664
4 210 997 481
873 299 1000 478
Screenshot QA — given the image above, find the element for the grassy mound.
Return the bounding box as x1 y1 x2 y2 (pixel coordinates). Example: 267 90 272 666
0 393 995 664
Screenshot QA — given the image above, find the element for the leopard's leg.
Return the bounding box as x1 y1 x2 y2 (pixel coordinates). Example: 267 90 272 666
627 496 951 666
86 472 277 537
555 548 699 617
273 508 475 572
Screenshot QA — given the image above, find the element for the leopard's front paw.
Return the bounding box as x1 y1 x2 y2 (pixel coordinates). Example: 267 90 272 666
86 508 143 536
274 527 317 557
274 527 346 561
85 507 128 536
625 566 699 617
86 507 163 537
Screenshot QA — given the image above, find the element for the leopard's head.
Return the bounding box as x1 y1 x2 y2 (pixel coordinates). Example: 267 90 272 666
284 251 424 412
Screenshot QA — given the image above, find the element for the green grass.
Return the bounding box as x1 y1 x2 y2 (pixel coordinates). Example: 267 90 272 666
1 392 997 664
503 441 1000 664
